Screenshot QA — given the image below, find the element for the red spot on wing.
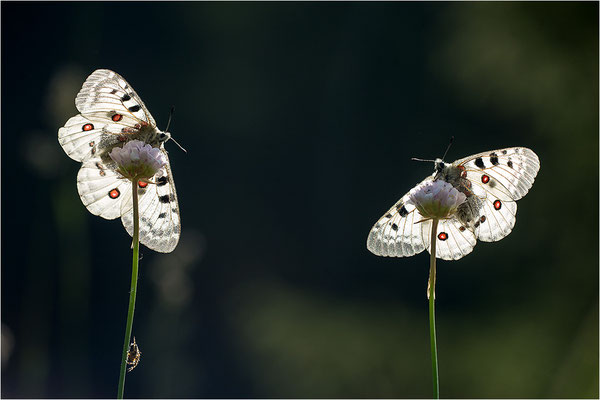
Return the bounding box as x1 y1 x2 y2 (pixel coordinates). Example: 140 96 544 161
493 200 502 210
112 114 123 122
82 123 94 131
89 141 95 147
138 181 148 188
108 188 120 199
437 232 448 241
481 175 490 184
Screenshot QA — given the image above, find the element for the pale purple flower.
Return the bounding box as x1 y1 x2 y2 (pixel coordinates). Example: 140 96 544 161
407 180 466 220
109 140 166 181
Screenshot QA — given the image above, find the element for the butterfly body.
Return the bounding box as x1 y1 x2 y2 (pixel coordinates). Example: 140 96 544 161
92 124 168 166
59 69 180 253
367 147 540 260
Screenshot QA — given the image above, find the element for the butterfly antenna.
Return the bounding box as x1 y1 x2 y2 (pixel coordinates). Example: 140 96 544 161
163 106 187 153
165 106 175 132
170 137 187 153
441 136 454 160
411 157 435 163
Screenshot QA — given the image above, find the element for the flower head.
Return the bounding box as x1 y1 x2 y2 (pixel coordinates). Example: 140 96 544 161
407 180 466 220
109 140 166 182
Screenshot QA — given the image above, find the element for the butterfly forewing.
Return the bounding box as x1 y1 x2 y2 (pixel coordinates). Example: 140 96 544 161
367 147 540 260
76 69 156 126
455 147 539 201
59 69 181 253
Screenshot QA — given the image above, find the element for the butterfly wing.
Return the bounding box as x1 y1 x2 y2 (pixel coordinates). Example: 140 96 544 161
58 115 107 162
367 177 432 258
455 147 540 200
77 159 132 220
120 149 181 253
58 69 158 161
428 218 477 260
367 185 477 261
75 69 156 127
454 147 540 242
473 196 517 242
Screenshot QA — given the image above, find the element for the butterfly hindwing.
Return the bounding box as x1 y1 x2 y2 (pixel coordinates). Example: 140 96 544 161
58 115 107 162
367 197 477 261
430 219 477 260
77 159 132 220
120 150 181 253
473 196 517 242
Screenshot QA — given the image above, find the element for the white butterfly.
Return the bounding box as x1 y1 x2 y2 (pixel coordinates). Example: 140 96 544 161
367 147 540 260
58 69 180 253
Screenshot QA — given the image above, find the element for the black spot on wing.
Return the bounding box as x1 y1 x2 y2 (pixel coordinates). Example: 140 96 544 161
474 157 485 169
159 195 170 203
122 94 131 101
507 160 513 168
158 212 167 219
157 176 169 186
490 152 499 166
128 105 141 112
391 223 398 231
396 204 409 217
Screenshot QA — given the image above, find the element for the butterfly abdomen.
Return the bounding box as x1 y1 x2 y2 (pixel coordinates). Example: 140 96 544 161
435 164 484 231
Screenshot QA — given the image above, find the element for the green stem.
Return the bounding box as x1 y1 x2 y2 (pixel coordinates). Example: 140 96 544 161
429 218 439 399
117 180 140 399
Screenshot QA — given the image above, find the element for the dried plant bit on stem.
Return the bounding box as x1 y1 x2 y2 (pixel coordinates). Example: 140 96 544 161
126 336 142 372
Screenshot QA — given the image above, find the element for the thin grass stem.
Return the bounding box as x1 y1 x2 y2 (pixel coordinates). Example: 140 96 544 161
117 180 140 399
428 218 440 399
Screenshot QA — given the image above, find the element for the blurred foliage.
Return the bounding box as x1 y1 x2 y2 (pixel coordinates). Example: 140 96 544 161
2 2 598 398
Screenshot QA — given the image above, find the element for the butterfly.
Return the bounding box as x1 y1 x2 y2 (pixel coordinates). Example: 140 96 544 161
367 147 540 260
58 69 180 253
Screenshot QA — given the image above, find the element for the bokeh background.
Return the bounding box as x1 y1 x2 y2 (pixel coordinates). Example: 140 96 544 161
2 2 598 398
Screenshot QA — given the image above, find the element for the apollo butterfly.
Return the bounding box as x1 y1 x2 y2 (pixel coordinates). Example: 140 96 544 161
58 69 181 253
367 147 540 260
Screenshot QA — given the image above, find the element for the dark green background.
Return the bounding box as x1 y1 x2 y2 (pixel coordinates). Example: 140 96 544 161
2 2 598 398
